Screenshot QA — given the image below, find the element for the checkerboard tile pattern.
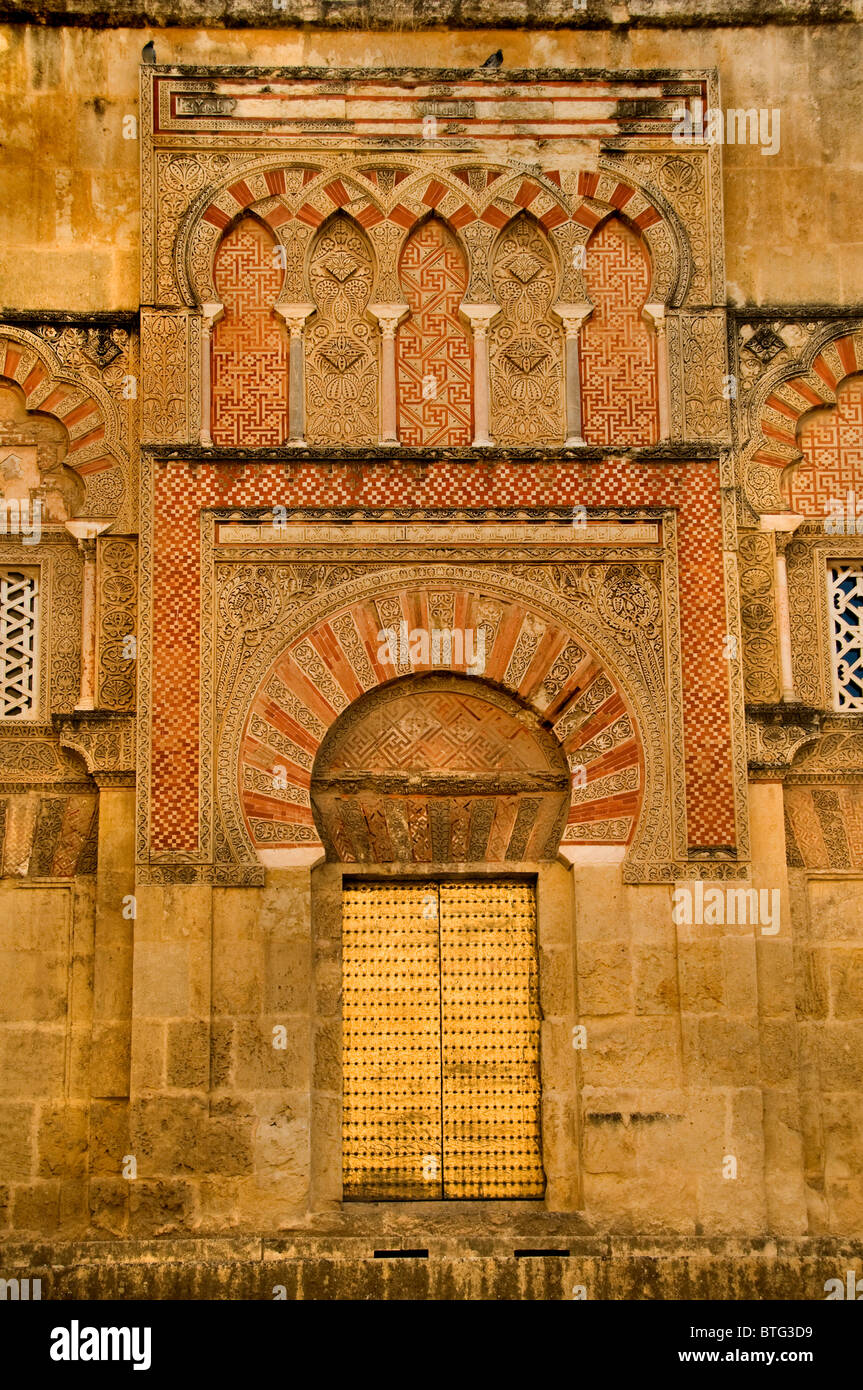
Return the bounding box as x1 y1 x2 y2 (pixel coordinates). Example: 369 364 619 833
150 458 733 854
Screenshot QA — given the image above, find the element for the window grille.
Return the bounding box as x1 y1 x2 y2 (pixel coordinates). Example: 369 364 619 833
828 564 863 712
0 569 38 718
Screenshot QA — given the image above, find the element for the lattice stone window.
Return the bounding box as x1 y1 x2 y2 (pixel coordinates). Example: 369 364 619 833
0 568 38 718
828 564 863 711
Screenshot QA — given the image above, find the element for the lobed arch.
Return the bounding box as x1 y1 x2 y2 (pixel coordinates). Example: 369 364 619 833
0 326 127 522
174 154 686 314
215 569 667 876
179 162 480 308
743 327 863 515
578 213 660 446
210 214 291 448
573 167 690 308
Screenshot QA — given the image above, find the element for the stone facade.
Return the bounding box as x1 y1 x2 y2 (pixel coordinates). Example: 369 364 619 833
0 4 862 1299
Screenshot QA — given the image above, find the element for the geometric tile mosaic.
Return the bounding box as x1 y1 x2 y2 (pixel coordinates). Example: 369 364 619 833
580 217 659 446
211 217 289 446
397 218 472 447
791 375 863 519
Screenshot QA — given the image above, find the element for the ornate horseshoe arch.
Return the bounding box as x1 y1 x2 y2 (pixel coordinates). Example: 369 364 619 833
742 324 863 515
214 565 676 880
588 158 694 308
0 326 128 523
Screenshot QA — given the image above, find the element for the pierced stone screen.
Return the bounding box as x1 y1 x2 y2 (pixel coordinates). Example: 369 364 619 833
828 564 863 711
0 568 38 718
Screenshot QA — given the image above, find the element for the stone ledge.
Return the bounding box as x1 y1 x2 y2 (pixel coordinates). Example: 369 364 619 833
1 1235 860 1300
0 0 859 31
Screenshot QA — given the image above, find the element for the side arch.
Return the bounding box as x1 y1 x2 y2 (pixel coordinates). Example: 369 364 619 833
0 327 127 522
181 164 388 308
743 327 863 515
572 163 691 307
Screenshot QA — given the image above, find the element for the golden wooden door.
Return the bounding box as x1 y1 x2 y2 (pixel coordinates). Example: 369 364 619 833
342 879 544 1200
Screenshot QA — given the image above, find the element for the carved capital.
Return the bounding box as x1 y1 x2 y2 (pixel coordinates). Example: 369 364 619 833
369 303 410 338
275 302 315 337
760 512 805 556
200 300 224 331
552 301 593 337
642 302 667 336
747 708 822 772
459 302 500 339
57 711 136 778
64 520 112 545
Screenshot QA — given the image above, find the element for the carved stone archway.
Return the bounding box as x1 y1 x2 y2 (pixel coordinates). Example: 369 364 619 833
310 673 571 864
224 573 656 871
743 326 863 514
0 326 128 522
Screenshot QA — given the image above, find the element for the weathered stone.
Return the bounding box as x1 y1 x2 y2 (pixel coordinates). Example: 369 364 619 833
0 1 861 1296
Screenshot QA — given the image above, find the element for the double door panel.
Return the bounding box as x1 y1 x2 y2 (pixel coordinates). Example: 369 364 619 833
342 879 544 1200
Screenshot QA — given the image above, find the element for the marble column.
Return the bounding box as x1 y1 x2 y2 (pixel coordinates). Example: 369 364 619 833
199 301 223 448
761 514 805 702
64 519 111 711
553 301 593 446
459 304 499 447
275 302 315 446
643 302 670 440
370 303 410 445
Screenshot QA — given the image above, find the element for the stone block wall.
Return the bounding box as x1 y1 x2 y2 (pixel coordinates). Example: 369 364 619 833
0 880 95 1238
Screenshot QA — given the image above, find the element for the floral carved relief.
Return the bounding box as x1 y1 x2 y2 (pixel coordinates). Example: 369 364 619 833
489 215 565 445
306 215 378 445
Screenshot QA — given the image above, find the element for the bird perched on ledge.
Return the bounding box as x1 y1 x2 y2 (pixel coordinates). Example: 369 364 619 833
142 40 156 65
481 50 504 70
